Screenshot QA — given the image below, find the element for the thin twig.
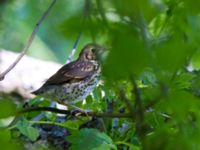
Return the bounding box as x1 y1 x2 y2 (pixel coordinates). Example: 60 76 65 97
30 120 72 129
66 31 82 63
0 0 57 81
66 0 89 63
145 84 168 109
17 106 133 118
145 94 163 110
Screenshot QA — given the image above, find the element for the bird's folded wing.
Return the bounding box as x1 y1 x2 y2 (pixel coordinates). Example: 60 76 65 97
44 61 96 85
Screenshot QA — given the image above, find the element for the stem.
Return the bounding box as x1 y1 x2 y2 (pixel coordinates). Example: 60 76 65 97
30 121 77 130
115 141 139 149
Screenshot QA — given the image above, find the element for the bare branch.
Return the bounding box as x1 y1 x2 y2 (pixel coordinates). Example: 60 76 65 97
17 106 133 118
0 0 57 81
66 0 89 63
66 32 82 63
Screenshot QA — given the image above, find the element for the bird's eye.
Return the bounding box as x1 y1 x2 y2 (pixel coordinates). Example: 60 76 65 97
91 48 96 53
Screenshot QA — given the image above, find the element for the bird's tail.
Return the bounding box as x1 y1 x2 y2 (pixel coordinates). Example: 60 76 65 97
31 88 43 95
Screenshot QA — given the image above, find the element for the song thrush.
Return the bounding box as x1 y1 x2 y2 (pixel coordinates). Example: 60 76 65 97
32 43 104 105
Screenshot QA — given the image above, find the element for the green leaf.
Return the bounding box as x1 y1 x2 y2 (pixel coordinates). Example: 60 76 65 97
0 129 11 143
92 143 115 150
0 129 21 150
155 39 188 72
67 128 117 150
64 120 80 132
103 27 150 81
156 90 200 121
16 119 39 141
0 99 16 118
171 72 195 90
115 141 141 150
92 87 102 101
191 50 200 70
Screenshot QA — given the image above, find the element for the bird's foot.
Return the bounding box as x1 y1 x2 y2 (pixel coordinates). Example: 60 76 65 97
71 108 91 117
64 103 91 116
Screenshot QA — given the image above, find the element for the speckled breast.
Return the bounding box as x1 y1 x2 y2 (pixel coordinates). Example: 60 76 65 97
61 73 100 103
42 72 100 104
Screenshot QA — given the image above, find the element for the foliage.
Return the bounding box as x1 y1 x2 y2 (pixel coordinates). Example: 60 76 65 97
1 0 200 150
67 128 116 150
16 119 40 141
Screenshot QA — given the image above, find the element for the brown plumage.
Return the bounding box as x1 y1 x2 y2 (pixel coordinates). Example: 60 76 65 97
32 43 104 104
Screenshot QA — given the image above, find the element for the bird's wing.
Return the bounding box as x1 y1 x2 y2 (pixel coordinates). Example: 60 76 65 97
44 61 97 85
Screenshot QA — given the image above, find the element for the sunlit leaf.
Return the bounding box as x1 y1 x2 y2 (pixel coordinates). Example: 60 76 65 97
16 119 39 141
191 50 200 70
67 128 116 150
0 99 16 119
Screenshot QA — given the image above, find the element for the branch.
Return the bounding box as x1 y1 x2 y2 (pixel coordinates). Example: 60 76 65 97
131 77 143 115
0 0 57 81
66 0 89 63
17 106 133 118
130 76 145 138
66 32 82 63
145 84 168 109
119 89 135 120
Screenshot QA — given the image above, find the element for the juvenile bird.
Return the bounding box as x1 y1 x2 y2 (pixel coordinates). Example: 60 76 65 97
32 43 104 107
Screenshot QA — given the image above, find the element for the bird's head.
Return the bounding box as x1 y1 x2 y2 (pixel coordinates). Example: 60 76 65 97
79 43 106 62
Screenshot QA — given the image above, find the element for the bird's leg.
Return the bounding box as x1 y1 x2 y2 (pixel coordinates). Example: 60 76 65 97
62 102 91 116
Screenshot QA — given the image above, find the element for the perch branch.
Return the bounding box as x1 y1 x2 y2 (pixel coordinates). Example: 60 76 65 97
0 0 57 81
17 106 133 118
